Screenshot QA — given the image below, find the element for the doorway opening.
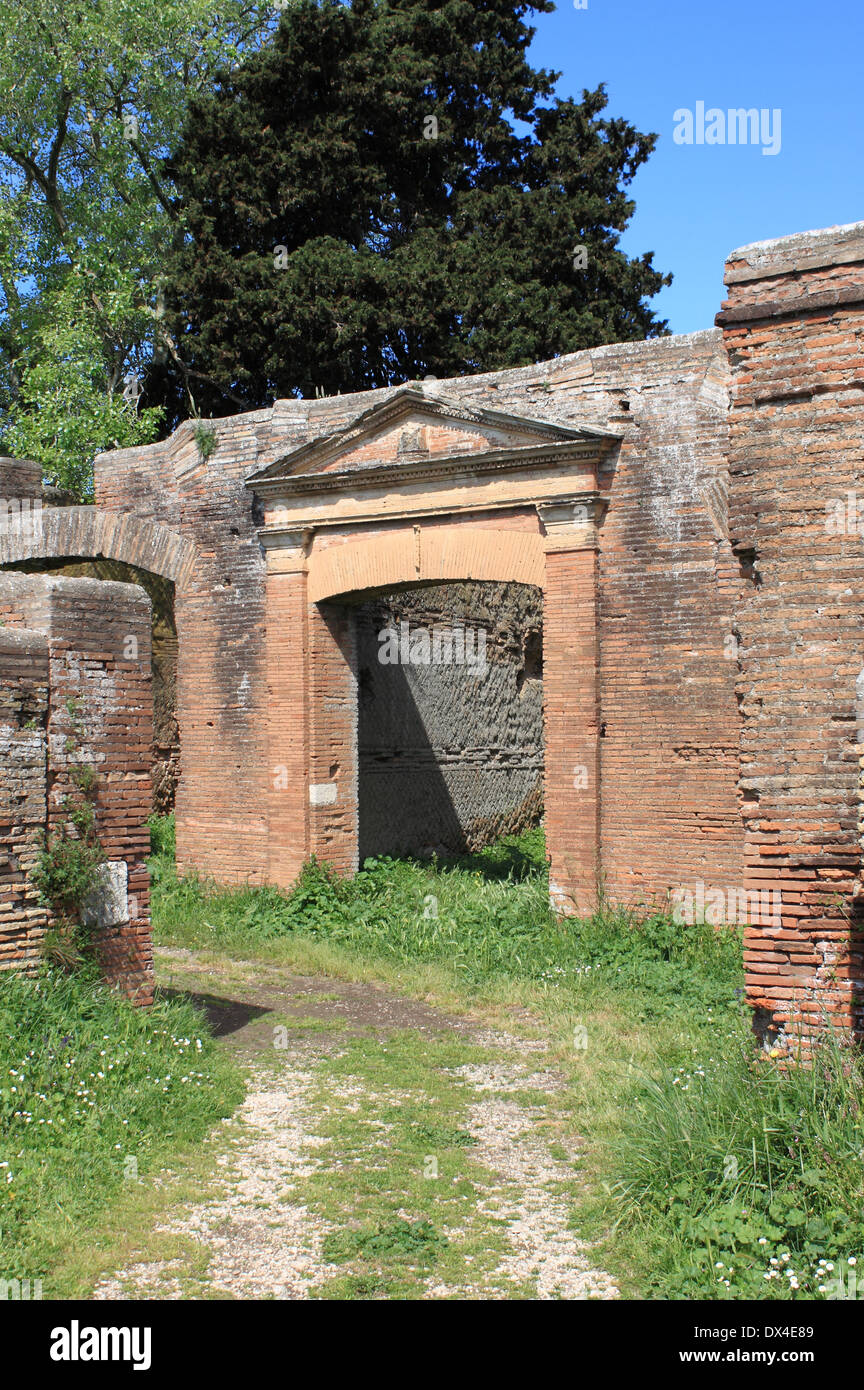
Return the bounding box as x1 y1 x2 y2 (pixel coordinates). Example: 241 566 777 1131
349 579 543 862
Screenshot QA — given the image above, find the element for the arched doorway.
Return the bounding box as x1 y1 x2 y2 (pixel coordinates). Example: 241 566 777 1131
347 577 544 862
247 387 617 912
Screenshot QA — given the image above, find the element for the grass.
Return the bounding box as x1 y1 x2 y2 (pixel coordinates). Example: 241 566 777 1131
150 817 741 1024
609 1029 864 1299
148 812 864 1301
283 1029 529 1299
0 957 242 1297
9 812 853 1300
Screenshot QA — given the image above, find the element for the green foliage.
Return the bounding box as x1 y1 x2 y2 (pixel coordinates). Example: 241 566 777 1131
32 831 104 923
193 421 218 460
611 1028 864 1299
149 819 742 1020
70 763 98 798
147 813 864 1301
39 926 87 974
322 1217 446 1267
163 0 671 411
0 965 241 1283
0 0 277 495
148 810 176 862
1 269 163 499
32 704 105 948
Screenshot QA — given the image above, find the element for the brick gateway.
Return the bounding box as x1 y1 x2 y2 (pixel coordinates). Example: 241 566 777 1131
2 221 863 1049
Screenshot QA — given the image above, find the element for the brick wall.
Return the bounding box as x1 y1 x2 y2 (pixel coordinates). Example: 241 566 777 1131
87 218 864 1045
718 222 864 1046
0 572 154 1002
0 627 50 972
456 335 744 910
94 331 742 908
95 419 273 884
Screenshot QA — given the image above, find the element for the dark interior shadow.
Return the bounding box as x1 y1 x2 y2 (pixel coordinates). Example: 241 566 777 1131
427 839 544 883
157 986 273 1038
345 582 545 862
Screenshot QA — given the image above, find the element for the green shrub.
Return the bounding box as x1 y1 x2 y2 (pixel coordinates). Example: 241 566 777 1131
148 810 176 862
193 422 218 460
32 831 104 921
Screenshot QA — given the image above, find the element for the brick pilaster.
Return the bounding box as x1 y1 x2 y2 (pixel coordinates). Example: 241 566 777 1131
264 533 311 888
541 500 604 915
308 602 359 875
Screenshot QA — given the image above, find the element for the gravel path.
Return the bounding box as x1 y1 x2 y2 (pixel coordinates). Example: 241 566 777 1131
93 950 617 1301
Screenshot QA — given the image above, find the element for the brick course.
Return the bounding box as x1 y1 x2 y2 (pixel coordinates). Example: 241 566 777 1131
719 223 864 1046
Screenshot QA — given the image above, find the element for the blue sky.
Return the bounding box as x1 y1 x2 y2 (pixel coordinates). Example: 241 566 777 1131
527 0 863 333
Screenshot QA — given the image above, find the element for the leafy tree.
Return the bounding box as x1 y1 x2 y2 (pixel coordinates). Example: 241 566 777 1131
0 0 277 497
163 0 671 411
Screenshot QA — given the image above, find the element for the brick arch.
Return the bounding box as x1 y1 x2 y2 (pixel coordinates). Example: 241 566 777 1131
0 506 198 591
308 525 545 603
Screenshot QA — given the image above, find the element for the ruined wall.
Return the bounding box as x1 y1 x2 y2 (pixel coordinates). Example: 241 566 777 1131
9 555 180 815
95 419 275 882
354 580 543 859
0 571 155 1002
0 627 50 972
95 330 742 902
451 334 744 907
718 222 864 1045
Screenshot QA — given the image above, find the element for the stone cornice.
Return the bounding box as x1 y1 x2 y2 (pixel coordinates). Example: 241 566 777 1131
245 385 621 492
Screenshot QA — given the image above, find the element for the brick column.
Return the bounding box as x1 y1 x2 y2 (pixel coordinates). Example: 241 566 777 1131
540 499 604 915
264 531 311 888
307 602 359 876
264 532 359 886
717 221 864 1050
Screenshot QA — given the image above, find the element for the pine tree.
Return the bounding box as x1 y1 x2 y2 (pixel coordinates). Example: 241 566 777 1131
160 0 671 415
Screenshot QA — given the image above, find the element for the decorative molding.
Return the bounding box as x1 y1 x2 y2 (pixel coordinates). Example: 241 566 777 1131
246 385 620 492
538 495 608 552
260 527 312 576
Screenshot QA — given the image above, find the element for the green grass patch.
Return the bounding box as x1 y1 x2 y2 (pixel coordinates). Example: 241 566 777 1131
607 1025 864 1299
147 814 863 1301
0 961 242 1295
285 1029 530 1299
150 822 742 1026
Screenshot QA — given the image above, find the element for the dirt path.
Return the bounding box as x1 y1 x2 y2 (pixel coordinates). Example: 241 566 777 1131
93 948 617 1301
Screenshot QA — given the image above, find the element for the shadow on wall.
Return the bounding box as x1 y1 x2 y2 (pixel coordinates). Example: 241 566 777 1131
351 580 544 860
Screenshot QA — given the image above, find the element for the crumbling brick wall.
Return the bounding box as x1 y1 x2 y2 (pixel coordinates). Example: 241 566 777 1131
87 217 864 1046
0 627 50 972
22 557 181 816
354 579 543 858
718 222 864 1045
93 331 743 903
0 571 155 1003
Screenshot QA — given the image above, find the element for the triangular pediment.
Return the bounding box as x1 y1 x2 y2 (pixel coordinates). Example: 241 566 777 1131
247 387 617 489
